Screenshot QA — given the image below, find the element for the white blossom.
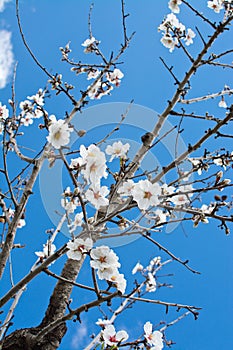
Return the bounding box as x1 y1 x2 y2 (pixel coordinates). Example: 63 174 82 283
69 212 84 233
118 179 135 197
35 242 56 259
184 28 196 46
189 158 203 175
160 34 178 52
67 237 93 260
78 144 108 184
158 13 180 31
21 114 34 127
87 69 100 80
0 102 9 120
61 197 77 214
85 184 109 209
132 262 144 275
207 0 224 13
47 115 73 149
170 184 194 206
106 68 124 86
146 272 157 292
218 98 227 108
90 245 120 270
108 272 127 294
161 183 175 195
105 141 130 162
132 179 161 210
96 318 112 327
17 218 26 228
144 321 164 349
27 89 45 106
81 36 98 53
154 209 167 225
168 0 182 13
102 324 128 347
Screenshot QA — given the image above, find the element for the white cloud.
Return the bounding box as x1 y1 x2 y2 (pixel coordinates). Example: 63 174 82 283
71 323 88 349
0 0 11 12
0 30 14 89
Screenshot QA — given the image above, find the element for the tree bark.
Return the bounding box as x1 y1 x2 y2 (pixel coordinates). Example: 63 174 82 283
1 258 84 350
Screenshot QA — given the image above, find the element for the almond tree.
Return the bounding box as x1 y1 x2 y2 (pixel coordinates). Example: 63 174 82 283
0 1 233 349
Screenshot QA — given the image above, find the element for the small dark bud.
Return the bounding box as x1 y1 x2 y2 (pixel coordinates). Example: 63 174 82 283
141 132 153 146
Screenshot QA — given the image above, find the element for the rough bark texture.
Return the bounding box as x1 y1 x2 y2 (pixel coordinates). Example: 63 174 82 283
1 258 84 350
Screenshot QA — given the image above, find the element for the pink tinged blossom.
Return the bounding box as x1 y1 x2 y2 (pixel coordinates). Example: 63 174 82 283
66 237 93 261
27 89 45 106
21 114 34 127
132 262 144 275
19 100 32 115
106 68 124 86
105 141 130 161
168 0 182 13
35 242 56 259
85 184 109 209
207 0 224 13
0 103 9 120
96 318 112 327
81 37 98 53
87 69 101 80
132 179 161 210
97 266 118 280
118 179 135 197
90 245 120 270
218 97 227 108
146 272 157 292
17 219 26 229
144 322 164 349
160 13 180 29
61 198 77 213
79 144 108 183
108 272 127 294
170 184 194 206
189 158 203 175
160 34 178 52
184 28 196 46
47 115 73 149
102 325 129 347
161 183 175 195
154 209 167 225
69 212 84 234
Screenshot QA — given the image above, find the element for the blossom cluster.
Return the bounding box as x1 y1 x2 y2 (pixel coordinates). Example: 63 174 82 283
67 37 125 100
96 320 163 349
158 12 195 52
66 238 126 294
0 102 9 134
19 89 45 126
132 256 161 293
161 0 232 53
90 245 127 294
0 89 46 135
86 67 124 100
207 0 233 13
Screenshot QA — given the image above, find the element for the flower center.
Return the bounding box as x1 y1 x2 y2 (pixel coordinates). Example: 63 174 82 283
109 335 117 343
144 191 152 199
99 255 107 263
54 130 61 140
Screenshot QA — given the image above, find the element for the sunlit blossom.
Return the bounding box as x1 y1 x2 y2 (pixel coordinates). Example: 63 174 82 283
67 237 93 260
105 140 130 161
102 324 128 347
144 321 164 349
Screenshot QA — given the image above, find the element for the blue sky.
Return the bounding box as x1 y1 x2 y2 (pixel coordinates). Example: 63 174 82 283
1 1 233 349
